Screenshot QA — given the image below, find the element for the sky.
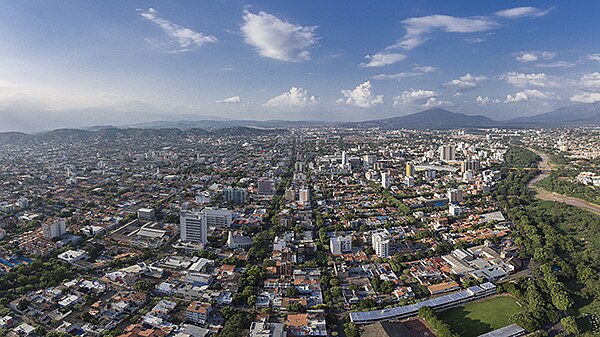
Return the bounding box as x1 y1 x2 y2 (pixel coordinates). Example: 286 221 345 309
1 0 600 131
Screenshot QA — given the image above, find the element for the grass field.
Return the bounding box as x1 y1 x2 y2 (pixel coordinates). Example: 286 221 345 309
437 295 523 337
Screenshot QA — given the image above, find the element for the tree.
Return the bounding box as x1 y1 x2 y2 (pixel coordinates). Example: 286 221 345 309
560 316 579 335
343 323 359 337
247 295 257 306
287 302 304 312
286 286 299 297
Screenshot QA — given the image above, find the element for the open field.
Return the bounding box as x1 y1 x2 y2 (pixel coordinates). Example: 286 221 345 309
437 295 523 337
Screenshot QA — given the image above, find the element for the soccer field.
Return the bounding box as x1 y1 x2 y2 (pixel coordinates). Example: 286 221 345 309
437 295 524 337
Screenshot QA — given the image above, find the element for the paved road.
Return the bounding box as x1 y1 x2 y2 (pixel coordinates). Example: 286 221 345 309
527 148 600 216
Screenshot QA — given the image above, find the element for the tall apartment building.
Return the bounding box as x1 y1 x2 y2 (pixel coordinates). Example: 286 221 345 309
461 159 481 173
180 211 208 245
405 162 415 177
42 218 66 239
223 187 248 205
439 144 456 161
372 231 390 258
298 188 310 205
447 188 464 203
381 172 391 189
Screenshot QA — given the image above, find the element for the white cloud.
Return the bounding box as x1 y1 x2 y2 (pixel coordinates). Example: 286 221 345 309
370 72 421 80
337 81 383 108
139 8 217 52
570 92 600 103
535 61 575 68
502 72 558 88
516 53 538 62
414 65 436 73
505 89 554 103
241 10 318 62
465 37 485 43
264 87 318 108
586 54 600 62
361 53 406 67
475 96 500 105
580 72 600 90
216 96 242 104
389 15 499 50
515 51 555 63
445 73 486 92
393 89 450 108
495 7 552 19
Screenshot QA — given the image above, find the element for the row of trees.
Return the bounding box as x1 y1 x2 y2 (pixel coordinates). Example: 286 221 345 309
418 306 458 337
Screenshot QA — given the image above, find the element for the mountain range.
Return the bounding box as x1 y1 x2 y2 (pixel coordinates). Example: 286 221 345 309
0 103 598 144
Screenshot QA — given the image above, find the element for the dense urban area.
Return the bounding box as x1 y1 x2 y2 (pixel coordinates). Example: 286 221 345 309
0 126 598 337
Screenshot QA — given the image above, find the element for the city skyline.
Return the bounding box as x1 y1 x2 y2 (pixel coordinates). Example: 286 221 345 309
1 1 600 131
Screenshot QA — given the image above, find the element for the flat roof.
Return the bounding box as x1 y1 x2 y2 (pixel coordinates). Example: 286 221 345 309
350 283 495 323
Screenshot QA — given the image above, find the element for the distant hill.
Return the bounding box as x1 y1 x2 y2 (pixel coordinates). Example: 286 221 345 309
504 102 600 126
347 108 499 129
0 126 288 146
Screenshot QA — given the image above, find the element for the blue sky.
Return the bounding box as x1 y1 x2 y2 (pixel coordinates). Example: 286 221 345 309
1 1 600 131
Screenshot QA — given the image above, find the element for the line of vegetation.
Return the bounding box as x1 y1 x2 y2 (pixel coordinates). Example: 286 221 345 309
418 306 459 337
536 169 600 205
494 146 600 335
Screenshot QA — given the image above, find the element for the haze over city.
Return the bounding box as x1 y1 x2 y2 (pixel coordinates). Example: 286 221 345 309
2 1 600 131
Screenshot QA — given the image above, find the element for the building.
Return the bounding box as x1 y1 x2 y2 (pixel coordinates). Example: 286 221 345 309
226 231 253 249
350 283 496 324
381 172 391 189
202 207 232 227
341 151 349 166
180 211 207 245
258 180 275 195
424 169 436 181
405 162 415 178
330 235 352 255
449 203 461 216
137 208 156 220
403 176 414 187
185 302 212 325
447 188 464 203
372 231 390 258
439 144 456 161
298 188 310 205
42 218 66 239
223 187 248 205
461 159 481 173
58 249 89 264
249 322 286 337
195 191 211 204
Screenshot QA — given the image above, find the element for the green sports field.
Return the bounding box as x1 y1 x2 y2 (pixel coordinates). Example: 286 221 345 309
437 295 524 337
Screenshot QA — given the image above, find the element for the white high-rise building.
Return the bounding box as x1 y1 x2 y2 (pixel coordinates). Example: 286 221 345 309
180 211 208 245
372 231 390 258
330 235 352 255
439 144 456 161
341 151 349 166
42 218 66 239
201 207 233 227
381 172 391 189
298 188 310 205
